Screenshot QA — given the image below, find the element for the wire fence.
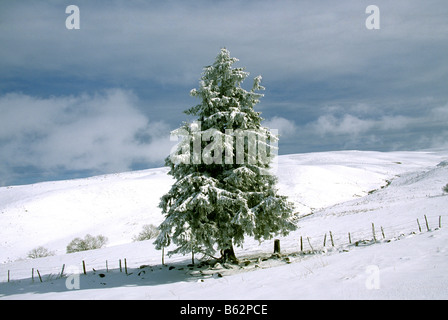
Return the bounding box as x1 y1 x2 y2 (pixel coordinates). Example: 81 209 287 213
280 214 446 256
0 253 155 284
0 213 446 284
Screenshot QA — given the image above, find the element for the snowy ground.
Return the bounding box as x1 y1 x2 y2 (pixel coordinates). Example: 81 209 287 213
1 150 447 299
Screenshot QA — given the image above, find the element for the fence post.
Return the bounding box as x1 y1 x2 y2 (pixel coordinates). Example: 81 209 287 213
307 237 314 252
274 239 281 254
82 260 86 275
329 231 334 247
60 264 65 278
37 269 43 282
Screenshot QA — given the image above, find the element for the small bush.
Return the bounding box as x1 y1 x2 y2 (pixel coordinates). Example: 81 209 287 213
27 246 55 259
66 234 108 253
443 183 448 193
132 224 160 242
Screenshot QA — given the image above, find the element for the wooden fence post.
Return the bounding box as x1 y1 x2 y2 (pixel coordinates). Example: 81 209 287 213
37 269 43 282
274 239 281 254
307 237 314 252
82 260 87 275
60 264 65 278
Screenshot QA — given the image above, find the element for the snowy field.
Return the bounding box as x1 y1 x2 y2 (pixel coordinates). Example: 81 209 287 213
1 150 447 300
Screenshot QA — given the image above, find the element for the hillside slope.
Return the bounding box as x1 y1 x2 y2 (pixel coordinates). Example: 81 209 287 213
1 150 448 300
0 150 446 263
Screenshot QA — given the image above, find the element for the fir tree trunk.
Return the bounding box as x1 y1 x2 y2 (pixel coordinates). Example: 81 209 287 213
221 244 238 264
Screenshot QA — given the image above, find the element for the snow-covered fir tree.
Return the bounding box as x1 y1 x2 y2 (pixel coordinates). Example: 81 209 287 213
154 48 296 263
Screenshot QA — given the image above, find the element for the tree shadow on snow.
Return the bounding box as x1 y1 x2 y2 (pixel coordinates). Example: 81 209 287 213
0 260 211 299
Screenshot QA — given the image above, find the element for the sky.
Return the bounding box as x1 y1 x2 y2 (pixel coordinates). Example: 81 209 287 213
1 0 448 186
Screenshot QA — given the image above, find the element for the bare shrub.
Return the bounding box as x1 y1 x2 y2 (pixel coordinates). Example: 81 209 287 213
27 246 55 259
66 234 108 253
132 224 160 242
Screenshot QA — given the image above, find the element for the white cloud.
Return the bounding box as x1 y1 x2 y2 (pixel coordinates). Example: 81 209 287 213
312 114 374 136
298 100 448 151
1 0 447 183
0 89 174 185
263 116 297 138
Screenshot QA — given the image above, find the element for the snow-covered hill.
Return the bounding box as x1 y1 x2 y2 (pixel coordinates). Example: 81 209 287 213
0 167 174 263
1 150 448 299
